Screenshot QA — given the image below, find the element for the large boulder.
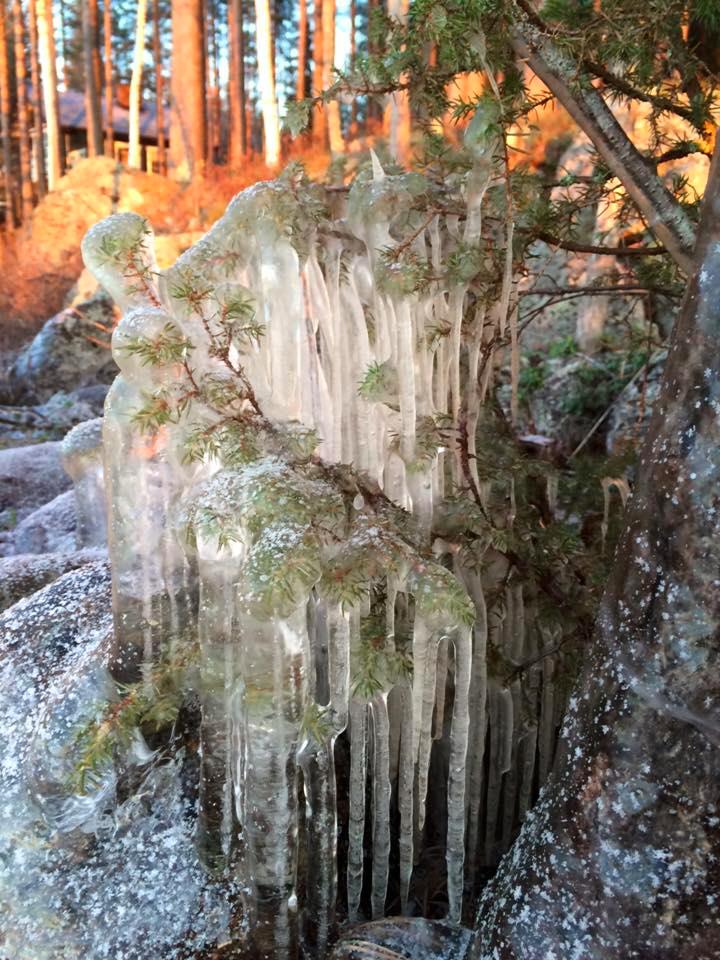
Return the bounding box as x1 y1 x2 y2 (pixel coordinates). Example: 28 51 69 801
0 548 104 611
2 294 118 404
0 441 72 525
8 490 77 556
0 562 231 960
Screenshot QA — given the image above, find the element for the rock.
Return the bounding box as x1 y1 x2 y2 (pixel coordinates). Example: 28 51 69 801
0 560 230 960
2 294 118 404
606 352 666 455
0 441 72 524
8 490 77 556
0 548 105 610
331 919 473 959
0 388 107 447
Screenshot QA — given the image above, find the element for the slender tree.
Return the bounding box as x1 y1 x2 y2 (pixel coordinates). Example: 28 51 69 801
169 0 207 180
103 0 113 157
312 0 325 148
385 0 411 165
349 0 356 129
82 0 103 156
128 0 147 169
12 0 34 220
27 0 46 197
152 0 165 174
296 0 307 103
36 0 61 191
253 0 279 166
322 0 342 153
0 0 15 229
228 0 246 167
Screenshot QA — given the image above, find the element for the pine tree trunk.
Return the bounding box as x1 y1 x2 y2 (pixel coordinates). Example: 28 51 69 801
312 0 326 148
0 0 15 229
349 0 356 129
103 0 113 157
228 0 246 168
253 0 279 167
322 0 343 153
169 0 207 180
36 0 61 191
385 0 411 166
12 0 34 220
152 0 166 174
27 0 46 197
82 0 103 156
128 0 147 169
296 0 307 102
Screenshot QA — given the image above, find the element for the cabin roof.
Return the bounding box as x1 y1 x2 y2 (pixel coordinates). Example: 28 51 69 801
58 89 168 141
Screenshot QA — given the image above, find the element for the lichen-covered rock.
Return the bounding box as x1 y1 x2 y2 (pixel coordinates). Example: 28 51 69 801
0 441 72 524
9 490 77 556
0 387 109 448
1 294 118 404
0 548 103 610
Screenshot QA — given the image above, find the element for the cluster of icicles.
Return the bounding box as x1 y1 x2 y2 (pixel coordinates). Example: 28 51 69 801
76 150 565 959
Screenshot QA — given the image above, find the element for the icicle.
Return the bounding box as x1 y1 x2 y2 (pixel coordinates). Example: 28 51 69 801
347 699 368 922
299 739 338 955
433 638 449 740
61 418 107 548
484 682 514 865
538 642 557 786
456 564 488 881
397 684 414 913
446 626 472 922
500 678 522 852
415 634 440 839
370 693 391 920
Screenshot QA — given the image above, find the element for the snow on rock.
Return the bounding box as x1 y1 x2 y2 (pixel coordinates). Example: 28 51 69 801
0 440 72 524
0 549 104 611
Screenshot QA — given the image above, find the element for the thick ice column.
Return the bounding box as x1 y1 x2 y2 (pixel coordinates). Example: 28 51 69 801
240 607 309 960
61 418 106 548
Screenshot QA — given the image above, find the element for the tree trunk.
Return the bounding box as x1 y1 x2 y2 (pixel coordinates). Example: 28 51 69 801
508 0 696 275
12 0 34 220
228 0 246 168
0 0 15 229
312 0 326 148
296 0 307 103
82 0 103 156
349 0 356 130
27 0 46 197
321 0 342 153
152 0 166 174
468 139 720 957
253 0 279 167
169 0 206 180
128 0 147 170
385 0 411 166
103 0 113 157
36 0 61 191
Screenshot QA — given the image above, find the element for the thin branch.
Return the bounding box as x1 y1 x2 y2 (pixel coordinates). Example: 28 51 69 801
532 230 667 257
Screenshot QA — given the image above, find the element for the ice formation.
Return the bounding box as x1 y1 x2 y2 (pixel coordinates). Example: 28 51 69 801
0 147 573 959
61 417 107 548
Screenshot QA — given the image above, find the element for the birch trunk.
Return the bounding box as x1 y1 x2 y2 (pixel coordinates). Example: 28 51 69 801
36 0 60 190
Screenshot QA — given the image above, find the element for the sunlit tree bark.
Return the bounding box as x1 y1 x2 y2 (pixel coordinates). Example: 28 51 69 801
128 0 147 169
12 0 33 220
296 0 307 103
253 0 279 167
321 0 343 153
27 0 46 197
82 0 103 156
103 0 113 157
384 0 411 166
169 0 206 180
36 0 61 191
0 0 15 229
312 0 326 148
228 0 246 167
152 0 166 174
